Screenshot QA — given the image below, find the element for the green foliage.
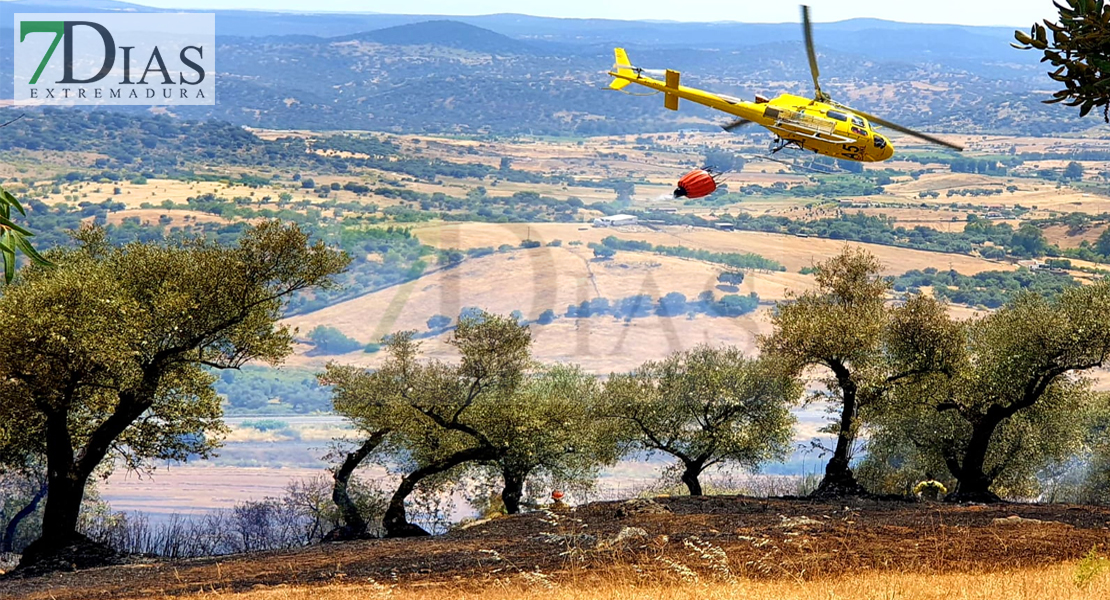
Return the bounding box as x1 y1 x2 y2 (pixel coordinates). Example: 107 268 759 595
323 313 536 532
483 364 623 508
762 248 961 494
240 419 290 432
0 184 51 283
1015 0 1110 120
713 292 760 316
656 292 687 317
874 281 1110 500
563 290 759 320
602 346 799 495
597 236 785 271
0 459 47 553
1011 224 1048 257
315 134 397 157
702 148 746 172
1065 161 1086 180
1096 228 1110 257
717 211 1055 260
214 366 332 415
1075 546 1108 589
0 221 348 549
308 325 363 355
289 225 433 315
891 268 1078 309
717 271 745 286
593 245 616 259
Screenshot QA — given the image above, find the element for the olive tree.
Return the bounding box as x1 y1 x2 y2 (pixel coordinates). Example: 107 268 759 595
760 248 956 498
876 284 1110 502
603 345 798 496
323 313 532 538
759 248 890 497
0 222 348 569
482 364 621 513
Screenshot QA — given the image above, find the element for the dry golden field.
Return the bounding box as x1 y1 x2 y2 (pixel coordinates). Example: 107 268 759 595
282 244 789 372
101 208 237 227
111 565 1110 600
1043 223 1109 249
280 221 1018 372
407 222 1013 274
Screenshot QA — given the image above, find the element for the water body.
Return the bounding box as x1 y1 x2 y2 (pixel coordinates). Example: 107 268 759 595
101 408 835 522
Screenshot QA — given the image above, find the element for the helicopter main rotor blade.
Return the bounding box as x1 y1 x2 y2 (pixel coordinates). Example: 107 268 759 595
801 5 827 102
721 118 753 132
852 107 964 151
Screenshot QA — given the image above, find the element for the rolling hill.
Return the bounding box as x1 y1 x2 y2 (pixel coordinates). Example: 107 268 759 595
0 1 1090 136
280 223 1008 372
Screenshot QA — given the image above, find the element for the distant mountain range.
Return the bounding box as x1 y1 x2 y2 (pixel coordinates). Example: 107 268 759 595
0 0 1094 136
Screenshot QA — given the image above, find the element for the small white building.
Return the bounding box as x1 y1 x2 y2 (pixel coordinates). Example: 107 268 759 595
593 214 638 228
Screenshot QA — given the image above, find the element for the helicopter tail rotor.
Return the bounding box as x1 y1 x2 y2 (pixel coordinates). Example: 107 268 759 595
722 118 754 132
609 48 636 90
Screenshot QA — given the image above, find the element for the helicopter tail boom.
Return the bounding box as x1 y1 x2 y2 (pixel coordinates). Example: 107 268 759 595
606 47 763 123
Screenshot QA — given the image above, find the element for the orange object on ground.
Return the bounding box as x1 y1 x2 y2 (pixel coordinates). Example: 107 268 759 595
674 168 719 199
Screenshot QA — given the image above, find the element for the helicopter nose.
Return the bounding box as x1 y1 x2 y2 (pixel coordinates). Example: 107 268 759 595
872 134 894 161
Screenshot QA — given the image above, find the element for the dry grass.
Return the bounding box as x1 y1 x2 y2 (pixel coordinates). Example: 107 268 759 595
1042 224 1108 249
42 179 233 209
101 208 238 227
282 222 1012 372
121 562 1110 600
280 244 798 372
408 222 1010 275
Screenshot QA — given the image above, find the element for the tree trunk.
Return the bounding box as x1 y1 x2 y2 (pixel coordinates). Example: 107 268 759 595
946 420 1003 503
19 402 145 571
29 413 88 553
383 445 498 538
17 464 98 570
500 466 528 515
2 481 47 553
325 430 389 541
811 367 867 498
681 460 704 496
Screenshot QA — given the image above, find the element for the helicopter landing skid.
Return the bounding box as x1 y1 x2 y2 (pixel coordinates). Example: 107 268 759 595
769 138 804 155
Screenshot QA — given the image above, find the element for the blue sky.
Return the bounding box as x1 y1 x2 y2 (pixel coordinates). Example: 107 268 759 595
108 0 1057 27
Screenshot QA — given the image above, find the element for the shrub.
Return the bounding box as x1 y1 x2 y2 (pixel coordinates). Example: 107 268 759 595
307 325 362 355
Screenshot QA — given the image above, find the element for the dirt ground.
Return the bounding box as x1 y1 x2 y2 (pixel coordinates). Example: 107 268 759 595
3 497 1108 600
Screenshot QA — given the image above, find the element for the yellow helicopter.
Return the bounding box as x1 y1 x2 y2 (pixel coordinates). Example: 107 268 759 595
607 5 963 163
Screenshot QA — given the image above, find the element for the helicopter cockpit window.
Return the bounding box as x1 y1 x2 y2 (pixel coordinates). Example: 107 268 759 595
825 110 848 122
873 135 888 149
851 115 868 129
